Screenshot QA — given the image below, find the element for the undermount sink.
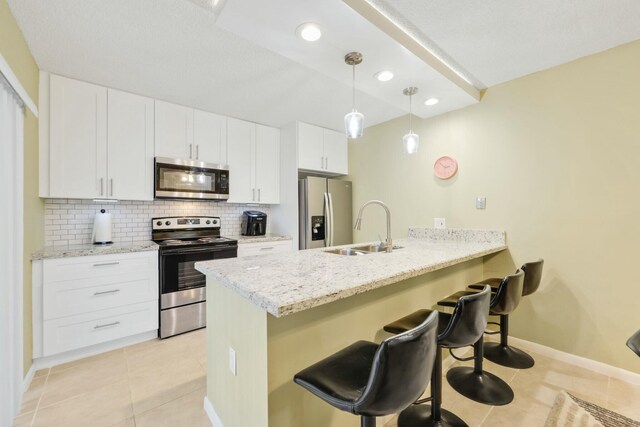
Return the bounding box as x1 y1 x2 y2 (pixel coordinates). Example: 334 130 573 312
324 244 404 256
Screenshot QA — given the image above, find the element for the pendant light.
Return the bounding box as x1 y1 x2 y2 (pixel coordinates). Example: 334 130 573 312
403 87 419 154
344 52 364 139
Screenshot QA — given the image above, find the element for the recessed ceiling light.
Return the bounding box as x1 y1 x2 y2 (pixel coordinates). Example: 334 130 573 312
296 23 322 42
374 70 394 82
425 98 439 106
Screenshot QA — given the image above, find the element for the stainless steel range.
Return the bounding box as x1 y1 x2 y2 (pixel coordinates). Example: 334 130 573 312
152 216 237 338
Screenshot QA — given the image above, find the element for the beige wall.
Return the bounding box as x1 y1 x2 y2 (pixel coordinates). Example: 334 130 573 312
0 0 44 376
349 39 640 373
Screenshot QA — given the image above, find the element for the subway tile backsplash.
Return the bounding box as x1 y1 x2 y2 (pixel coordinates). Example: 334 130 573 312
43 199 271 246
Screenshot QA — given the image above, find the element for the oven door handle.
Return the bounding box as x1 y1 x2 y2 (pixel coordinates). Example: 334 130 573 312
161 245 238 255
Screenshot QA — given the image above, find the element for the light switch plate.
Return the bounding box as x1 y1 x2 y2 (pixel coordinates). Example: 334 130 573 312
476 197 486 209
434 218 446 229
229 347 237 376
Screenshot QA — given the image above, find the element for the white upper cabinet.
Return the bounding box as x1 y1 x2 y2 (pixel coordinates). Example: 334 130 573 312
254 124 280 204
107 89 155 201
193 110 227 165
154 100 193 160
227 118 280 204
49 75 107 199
155 101 228 164
47 75 153 201
297 122 348 175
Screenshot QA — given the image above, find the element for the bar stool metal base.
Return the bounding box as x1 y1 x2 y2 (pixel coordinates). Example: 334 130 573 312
483 342 535 369
446 367 514 406
361 415 376 427
398 404 468 427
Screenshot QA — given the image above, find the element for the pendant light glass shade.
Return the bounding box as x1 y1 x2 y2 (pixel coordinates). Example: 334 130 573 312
345 110 364 139
403 87 419 154
344 52 364 139
403 132 419 154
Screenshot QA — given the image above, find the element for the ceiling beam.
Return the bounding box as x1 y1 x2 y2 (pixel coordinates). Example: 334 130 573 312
343 0 482 101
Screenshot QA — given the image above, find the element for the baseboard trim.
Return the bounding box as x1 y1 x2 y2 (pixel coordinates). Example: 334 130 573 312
509 336 640 384
22 364 35 394
204 396 224 427
33 331 158 370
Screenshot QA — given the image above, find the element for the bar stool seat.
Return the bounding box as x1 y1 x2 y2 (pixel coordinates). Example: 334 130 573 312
294 311 439 427
383 286 492 427
438 271 524 406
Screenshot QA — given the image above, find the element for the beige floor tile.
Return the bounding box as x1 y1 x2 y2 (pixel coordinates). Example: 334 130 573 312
125 336 192 374
606 377 640 421
444 395 493 426
135 388 210 427
129 357 206 415
38 351 128 409
49 348 125 374
109 417 135 427
481 402 549 426
32 380 133 427
13 412 34 427
34 368 49 378
509 371 562 411
19 375 47 415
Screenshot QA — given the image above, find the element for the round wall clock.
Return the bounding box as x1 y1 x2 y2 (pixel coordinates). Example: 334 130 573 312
433 156 458 180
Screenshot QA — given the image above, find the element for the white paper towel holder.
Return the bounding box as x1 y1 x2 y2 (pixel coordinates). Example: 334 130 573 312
92 209 113 245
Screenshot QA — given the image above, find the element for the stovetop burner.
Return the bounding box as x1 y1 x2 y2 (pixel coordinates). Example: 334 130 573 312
151 216 237 249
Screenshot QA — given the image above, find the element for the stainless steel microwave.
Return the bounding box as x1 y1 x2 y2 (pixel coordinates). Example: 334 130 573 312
154 157 229 201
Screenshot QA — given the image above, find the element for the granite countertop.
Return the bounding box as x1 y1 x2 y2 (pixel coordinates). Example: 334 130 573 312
195 228 507 318
230 234 292 244
32 240 159 260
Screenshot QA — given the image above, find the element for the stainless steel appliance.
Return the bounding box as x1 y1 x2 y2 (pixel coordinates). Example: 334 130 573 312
299 177 353 249
154 157 229 201
241 211 267 236
152 216 237 338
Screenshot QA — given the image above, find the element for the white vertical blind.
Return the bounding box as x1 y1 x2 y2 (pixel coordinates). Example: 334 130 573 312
0 72 25 426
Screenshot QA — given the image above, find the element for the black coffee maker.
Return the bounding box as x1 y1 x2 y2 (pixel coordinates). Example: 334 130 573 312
241 211 267 236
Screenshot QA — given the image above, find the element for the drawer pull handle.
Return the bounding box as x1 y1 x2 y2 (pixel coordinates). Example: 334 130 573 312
93 289 120 296
94 321 120 329
260 247 274 250
93 262 120 267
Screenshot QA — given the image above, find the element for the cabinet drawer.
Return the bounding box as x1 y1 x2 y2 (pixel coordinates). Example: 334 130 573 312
43 252 157 283
237 241 291 257
42 301 158 357
43 273 158 320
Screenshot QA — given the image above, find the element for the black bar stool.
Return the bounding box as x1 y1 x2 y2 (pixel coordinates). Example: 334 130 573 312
467 259 544 369
383 285 492 427
628 329 640 357
437 270 524 406
294 311 439 427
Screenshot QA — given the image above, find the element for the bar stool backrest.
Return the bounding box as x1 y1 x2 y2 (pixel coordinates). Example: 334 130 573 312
439 285 492 348
627 329 640 358
521 259 544 297
353 311 439 416
490 270 524 315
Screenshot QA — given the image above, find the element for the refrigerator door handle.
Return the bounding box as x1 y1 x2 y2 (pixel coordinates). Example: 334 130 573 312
328 192 335 247
324 192 331 247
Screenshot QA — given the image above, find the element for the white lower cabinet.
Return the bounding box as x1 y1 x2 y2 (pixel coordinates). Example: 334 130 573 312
237 240 292 258
33 251 159 358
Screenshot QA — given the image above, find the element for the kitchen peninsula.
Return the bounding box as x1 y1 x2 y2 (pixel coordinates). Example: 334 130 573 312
195 228 507 427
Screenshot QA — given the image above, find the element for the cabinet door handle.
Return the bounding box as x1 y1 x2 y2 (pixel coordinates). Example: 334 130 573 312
100 178 104 196
258 188 261 202
189 144 193 159
321 156 324 169
196 144 199 159
94 289 120 296
252 188 256 201
325 157 329 170
109 179 114 197
93 261 120 267
260 246 274 250
94 321 120 330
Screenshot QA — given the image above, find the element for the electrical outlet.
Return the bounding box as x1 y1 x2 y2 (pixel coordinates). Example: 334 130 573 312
434 218 446 229
229 347 237 376
476 197 486 210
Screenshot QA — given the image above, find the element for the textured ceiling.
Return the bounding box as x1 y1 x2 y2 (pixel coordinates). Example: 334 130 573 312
7 0 414 131
372 0 640 87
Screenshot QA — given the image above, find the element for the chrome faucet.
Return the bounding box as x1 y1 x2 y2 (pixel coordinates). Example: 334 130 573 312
354 200 392 253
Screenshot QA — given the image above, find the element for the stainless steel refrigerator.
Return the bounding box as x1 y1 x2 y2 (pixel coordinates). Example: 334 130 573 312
299 177 353 249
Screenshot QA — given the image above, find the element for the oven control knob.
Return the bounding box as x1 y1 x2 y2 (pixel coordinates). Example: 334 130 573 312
156 221 162 226
165 221 171 226
206 220 211 225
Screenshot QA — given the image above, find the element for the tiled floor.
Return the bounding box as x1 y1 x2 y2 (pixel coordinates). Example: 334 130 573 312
13 329 640 427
